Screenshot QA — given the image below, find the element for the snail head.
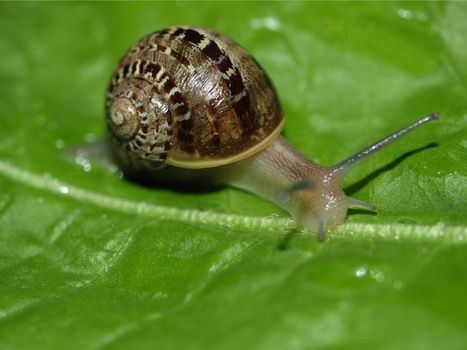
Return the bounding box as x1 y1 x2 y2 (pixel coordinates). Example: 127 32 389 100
284 174 375 240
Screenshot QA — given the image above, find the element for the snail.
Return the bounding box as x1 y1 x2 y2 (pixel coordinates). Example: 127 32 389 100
105 25 438 240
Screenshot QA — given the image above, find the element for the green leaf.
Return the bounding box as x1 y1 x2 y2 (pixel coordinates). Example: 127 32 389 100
0 2 466 349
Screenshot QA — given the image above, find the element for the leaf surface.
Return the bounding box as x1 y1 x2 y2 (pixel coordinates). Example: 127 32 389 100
0 2 466 349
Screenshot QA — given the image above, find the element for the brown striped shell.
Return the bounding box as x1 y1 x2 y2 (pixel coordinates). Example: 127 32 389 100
106 26 284 170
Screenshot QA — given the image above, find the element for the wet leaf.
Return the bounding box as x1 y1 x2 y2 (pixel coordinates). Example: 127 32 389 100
0 2 466 349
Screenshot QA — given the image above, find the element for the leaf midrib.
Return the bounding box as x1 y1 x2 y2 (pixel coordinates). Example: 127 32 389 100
0 160 465 242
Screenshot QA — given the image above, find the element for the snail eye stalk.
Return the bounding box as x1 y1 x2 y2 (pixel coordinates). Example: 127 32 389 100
331 113 440 180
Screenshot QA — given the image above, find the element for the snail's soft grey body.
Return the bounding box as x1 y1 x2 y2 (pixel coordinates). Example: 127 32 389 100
101 25 439 239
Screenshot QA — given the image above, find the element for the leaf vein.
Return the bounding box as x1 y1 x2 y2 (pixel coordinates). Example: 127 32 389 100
0 161 465 242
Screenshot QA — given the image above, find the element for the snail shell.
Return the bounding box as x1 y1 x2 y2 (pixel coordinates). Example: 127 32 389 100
106 26 283 171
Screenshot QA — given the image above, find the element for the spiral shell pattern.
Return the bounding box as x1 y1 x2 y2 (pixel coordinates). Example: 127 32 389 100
106 26 283 170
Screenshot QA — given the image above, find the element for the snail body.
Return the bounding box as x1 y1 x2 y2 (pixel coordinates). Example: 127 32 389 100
106 25 438 239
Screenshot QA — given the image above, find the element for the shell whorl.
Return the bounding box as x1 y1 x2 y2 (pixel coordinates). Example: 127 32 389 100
106 26 283 171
